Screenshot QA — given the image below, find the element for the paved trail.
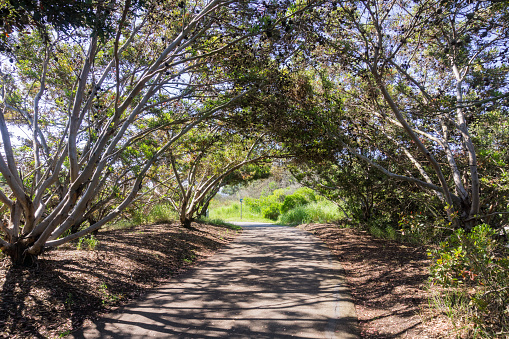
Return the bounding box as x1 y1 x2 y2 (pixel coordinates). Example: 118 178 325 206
70 223 358 339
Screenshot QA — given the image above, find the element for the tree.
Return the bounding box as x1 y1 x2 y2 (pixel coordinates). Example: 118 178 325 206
285 0 509 228
0 0 269 265
149 123 272 228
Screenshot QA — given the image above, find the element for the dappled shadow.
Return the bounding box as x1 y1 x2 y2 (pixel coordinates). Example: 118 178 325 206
1 267 45 338
301 224 430 338
0 222 233 338
0 260 105 338
70 225 358 338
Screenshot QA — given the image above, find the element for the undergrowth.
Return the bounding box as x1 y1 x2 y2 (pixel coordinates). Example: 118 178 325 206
108 203 177 230
197 217 242 230
209 187 344 225
427 224 509 337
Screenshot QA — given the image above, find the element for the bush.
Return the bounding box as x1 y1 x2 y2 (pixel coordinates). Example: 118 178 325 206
281 194 308 214
147 204 176 223
398 212 451 244
208 200 274 222
428 224 509 335
279 200 343 225
280 188 315 213
244 197 262 214
209 187 339 224
262 202 281 220
76 235 99 250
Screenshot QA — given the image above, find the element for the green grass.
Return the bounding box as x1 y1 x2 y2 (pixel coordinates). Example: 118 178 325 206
197 217 242 230
208 199 344 225
107 204 178 230
278 200 344 225
208 201 275 223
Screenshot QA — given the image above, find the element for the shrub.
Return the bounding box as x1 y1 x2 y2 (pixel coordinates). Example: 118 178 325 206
262 202 281 220
76 235 99 250
281 194 308 214
279 206 309 225
385 226 397 241
147 204 176 223
281 187 317 214
369 224 385 238
428 224 509 335
397 212 452 244
279 200 343 225
244 197 262 214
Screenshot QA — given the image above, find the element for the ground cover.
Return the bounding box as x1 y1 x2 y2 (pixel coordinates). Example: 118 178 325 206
299 223 454 338
0 222 240 339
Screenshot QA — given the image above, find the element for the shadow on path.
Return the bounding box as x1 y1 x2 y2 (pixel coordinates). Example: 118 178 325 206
70 224 358 339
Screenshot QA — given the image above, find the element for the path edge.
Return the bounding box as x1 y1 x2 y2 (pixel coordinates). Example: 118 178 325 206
298 226 360 339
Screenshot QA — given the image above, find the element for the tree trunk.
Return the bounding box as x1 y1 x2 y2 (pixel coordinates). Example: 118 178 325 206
4 238 37 267
181 217 193 229
197 199 212 219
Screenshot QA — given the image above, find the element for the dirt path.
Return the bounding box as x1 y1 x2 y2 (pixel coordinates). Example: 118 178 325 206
69 223 358 339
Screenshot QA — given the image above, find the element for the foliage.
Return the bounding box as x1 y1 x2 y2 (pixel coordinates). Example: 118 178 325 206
99 282 121 305
262 202 281 221
397 211 453 244
0 0 508 333
121 203 176 227
0 0 293 265
428 224 509 334
0 0 122 36
209 200 274 223
243 188 286 220
76 235 99 251
196 217 242 231
281 187 316 213
148 123 274 227
210 183 343 225
278 200 343 225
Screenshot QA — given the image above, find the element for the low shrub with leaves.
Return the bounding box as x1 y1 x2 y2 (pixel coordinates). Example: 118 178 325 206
281 187 316 213
76 235 99 250
397 212 452 244
428 224 509 335
244 188 287 221
278 200 342 225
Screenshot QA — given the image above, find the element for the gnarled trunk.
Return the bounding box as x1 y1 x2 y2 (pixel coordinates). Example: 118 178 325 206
180 215 193 229
4 238 37 267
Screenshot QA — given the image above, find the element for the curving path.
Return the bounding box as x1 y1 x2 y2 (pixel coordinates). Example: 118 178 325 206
70 223 358 339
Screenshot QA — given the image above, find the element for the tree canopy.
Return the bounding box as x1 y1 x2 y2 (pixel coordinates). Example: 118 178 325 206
0 0 508 268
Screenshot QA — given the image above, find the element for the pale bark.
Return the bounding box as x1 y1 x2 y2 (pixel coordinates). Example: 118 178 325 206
452 64 480 218
68 34 98 183
0 0 259 262
384 134 444 200
375 79 457 216
439 116 469 203
341 140 461 205
32 45 50 187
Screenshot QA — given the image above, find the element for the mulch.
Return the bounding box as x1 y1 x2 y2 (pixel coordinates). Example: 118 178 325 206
0 222 240 339
1 221 457 338
299 223 454 338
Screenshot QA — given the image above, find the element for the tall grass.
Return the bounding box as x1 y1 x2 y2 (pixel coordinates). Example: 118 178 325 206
197 217 243 230
278 200 343 225
209 197 344 225
208 201 275 223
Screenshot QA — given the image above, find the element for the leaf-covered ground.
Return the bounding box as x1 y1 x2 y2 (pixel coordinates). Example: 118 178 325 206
1 221 455 338
0 222 240 339
299 223 454 338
